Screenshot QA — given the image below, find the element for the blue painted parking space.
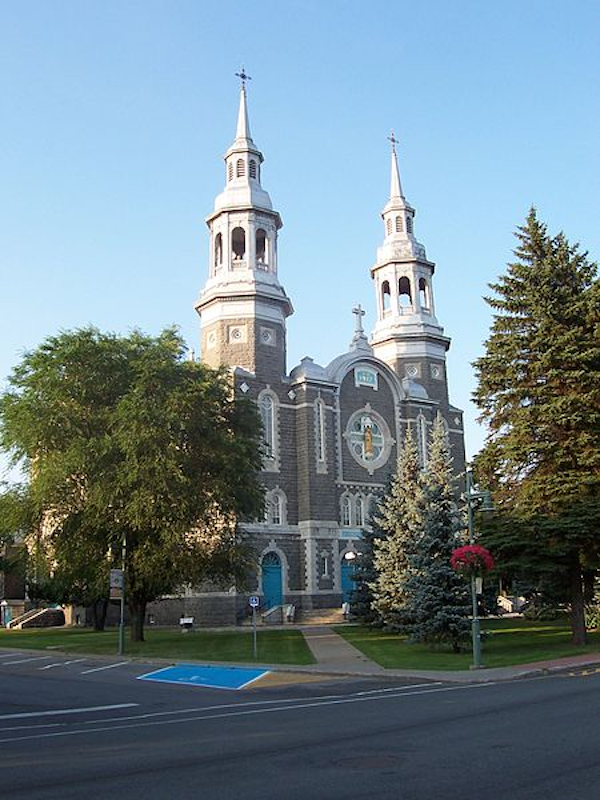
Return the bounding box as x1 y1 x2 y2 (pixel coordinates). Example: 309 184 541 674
136 663 270 690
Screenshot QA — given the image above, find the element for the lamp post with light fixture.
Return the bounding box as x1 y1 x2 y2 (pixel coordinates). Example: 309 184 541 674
463 467 494 669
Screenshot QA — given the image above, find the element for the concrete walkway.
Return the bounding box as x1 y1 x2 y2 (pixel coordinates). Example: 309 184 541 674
295 625 600 684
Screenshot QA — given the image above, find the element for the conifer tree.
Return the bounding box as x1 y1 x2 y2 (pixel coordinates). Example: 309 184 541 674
402 415 470 651
370 429 422 628
473 209 600 644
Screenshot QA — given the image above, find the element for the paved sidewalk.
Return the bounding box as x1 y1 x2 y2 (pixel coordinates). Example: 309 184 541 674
295 625 600 684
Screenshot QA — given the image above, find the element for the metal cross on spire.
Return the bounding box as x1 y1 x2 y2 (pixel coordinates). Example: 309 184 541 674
388 131 399 155
235 66 252 91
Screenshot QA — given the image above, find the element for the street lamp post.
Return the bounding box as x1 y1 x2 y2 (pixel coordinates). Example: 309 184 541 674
118 530 126 657
464 467 493 670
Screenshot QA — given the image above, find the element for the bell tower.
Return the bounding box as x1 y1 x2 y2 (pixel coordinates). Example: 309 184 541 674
195 71 293 380
370 134 451 403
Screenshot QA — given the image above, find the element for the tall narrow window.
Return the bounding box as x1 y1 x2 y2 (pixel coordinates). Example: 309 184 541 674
271 493 282 525
395 216 403 232
260 395 274 458
228 162 233 181
419 278 429 311
256 228 267 265
386 218 392 235
249 159 257 178
214 233 223 269
341 496 351 527
399 276 412 308
382 280 391 312
406 216 413 234
417 415 428 468
236 158 245 178
315 400 326 463
232 227 246 260
355 496 364 527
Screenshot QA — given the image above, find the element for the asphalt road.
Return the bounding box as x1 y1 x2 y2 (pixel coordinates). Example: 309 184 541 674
1 648 599 799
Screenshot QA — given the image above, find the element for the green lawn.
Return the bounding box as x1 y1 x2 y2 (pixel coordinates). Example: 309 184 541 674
0 626 316 665
334 617 600 670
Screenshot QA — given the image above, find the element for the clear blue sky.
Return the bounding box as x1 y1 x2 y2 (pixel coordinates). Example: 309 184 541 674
1 0 599 473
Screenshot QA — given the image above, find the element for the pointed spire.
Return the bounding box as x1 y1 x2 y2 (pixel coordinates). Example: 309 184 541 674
388 131 404 200
235 66 253 143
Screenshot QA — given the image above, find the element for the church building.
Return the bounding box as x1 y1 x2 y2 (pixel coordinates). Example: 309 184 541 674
153 79 466 625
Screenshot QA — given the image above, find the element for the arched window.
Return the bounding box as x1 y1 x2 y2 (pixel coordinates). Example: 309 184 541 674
406 216 413 234
341 495 351 527
249 159 257 179
232 227 246 260
236 158 245 178
382 280 391 312
395 216 403 233
419 278 429 311
355 496 364 527
256 228 267 265
214 233 223 269
260 394 274 458
386 218 392 236
228 162 233 182
399 276 412 308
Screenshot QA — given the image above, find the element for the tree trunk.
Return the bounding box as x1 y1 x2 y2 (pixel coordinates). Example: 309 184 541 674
569 560 587 646
129 597 147 642
91 598 108 632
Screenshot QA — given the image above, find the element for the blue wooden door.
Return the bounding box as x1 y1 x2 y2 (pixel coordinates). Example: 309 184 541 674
262 552 282 609
341 559 355 603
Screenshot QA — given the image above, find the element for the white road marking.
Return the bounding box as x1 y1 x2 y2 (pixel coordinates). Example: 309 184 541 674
0 652 23 659
0 703 139 721
39 663 65 670
0 681 499 743
0 656 54 666
80 661 129 675
63 659 86 665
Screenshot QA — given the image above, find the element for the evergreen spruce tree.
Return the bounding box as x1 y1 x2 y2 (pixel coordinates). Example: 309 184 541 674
349 517 384 626
402 415 470 651
473 209 600 644
370 430 423 628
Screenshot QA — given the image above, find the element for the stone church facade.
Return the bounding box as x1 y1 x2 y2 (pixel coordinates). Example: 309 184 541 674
148 82 465 626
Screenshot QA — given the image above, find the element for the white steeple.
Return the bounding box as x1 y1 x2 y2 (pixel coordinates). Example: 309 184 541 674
370 134 450 372
195 71 292 377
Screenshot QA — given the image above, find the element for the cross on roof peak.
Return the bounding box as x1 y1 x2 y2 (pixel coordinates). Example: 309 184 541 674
388 131 399 154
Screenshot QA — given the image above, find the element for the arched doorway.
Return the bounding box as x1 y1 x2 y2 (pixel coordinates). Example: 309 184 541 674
261 552 283 609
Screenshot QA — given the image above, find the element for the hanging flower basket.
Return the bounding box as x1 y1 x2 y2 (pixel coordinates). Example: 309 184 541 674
451 545 494 578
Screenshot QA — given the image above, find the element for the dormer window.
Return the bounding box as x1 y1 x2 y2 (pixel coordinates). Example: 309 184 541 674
236 158 245 178
249 159 257 179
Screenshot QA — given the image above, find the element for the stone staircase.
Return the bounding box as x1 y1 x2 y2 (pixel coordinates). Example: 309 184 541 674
7 607 65 629
299 607 345 626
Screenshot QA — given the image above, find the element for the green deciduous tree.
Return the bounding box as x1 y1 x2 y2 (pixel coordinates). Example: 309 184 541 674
0 327 264 640
473 209 600 644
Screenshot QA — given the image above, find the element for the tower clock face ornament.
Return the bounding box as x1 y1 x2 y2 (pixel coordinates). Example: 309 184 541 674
345 408 392 472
